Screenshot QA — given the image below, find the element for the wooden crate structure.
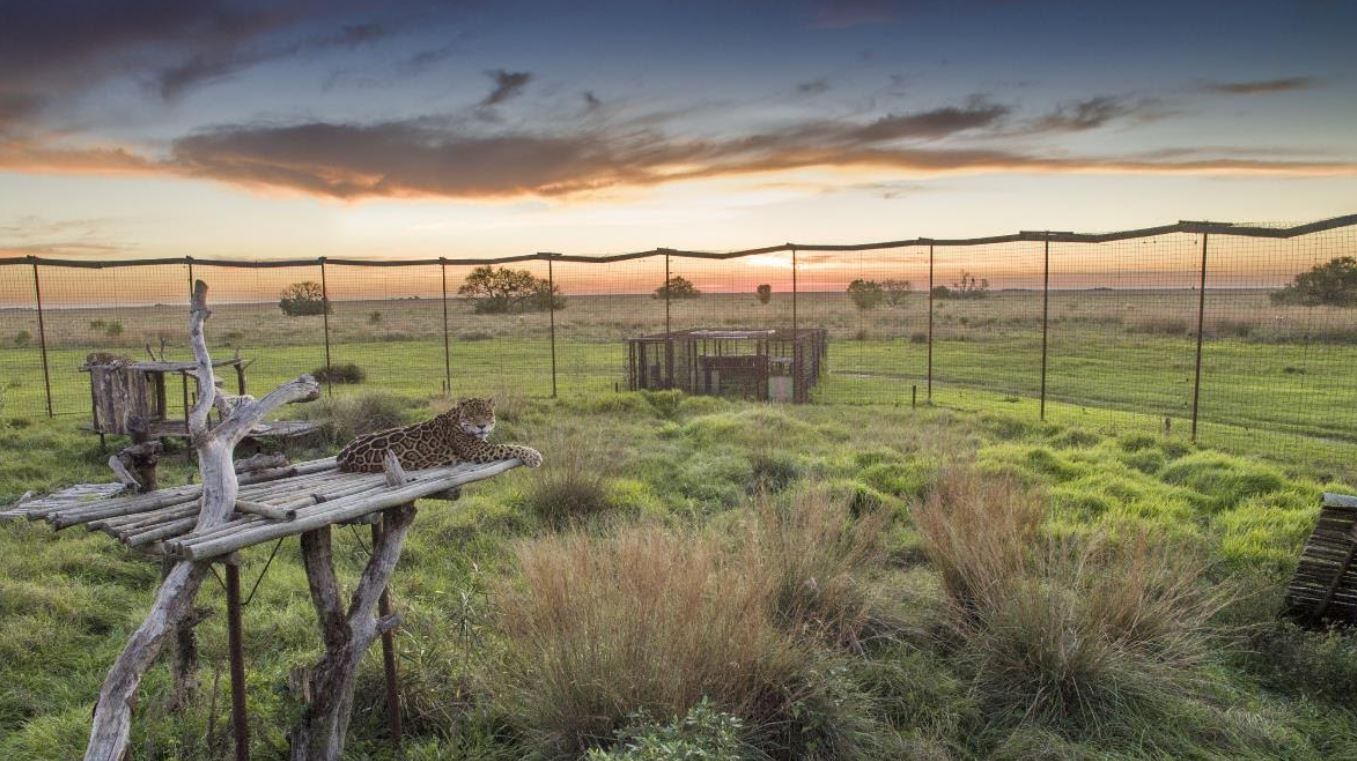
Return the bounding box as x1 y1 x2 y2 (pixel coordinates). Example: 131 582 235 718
1285 493 1357 627
626 328 827 403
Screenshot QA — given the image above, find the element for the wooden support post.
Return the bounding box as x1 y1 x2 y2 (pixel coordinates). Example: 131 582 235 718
30 257 53 417
373 516 403 744
1190 234 1208 442
225 558 250 761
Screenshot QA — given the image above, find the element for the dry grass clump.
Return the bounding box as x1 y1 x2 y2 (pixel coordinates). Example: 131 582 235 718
748 487 888 648
496 488 890 758
911 470 1042 614
497 526 799 756
521 427 618 527
911 467 1228 728
293 390 413 443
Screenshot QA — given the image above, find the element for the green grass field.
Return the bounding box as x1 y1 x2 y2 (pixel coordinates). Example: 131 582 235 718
3 389 1357 759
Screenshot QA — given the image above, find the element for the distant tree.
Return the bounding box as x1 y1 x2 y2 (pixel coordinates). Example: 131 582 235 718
1272 256 1357 307
847 278 885 310
368 311 382 325
881 278 913 306
756 284 772 304
458 265 563 314
654 275 700 300
934 271 989 300
279 281 330 316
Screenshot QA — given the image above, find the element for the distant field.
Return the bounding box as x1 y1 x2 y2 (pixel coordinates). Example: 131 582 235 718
2 289 1355 458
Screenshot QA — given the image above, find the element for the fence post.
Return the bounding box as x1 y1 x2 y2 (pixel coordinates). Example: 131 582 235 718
440 258 452 395
926 242 934 402
791 247 799 402
664 251 671 336
1190 233 1208 442
319 258 332 397
186 256 195 303
547 255 557 398
29 257 53 418
1039 235 1050 421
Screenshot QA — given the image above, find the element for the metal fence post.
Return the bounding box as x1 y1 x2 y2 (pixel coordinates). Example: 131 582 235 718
225 558 250 761
319 258 332 397
547 255 557 398
791 247 800 403
664 251 671 335
1039 235 1050 420
440 258 452 395
1190 233 1208 441
30 257 53 417
186 256 195 303
926 243 934 402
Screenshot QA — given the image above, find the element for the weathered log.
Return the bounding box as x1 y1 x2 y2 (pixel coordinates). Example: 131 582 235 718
84 281 320 761
235 452 288 473
289 503 416 760
235 499 296 522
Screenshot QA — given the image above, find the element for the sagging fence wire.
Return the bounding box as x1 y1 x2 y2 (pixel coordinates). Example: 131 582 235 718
2 213 1356 459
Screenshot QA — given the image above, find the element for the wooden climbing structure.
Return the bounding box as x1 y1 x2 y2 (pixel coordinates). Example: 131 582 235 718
1 281 530 761
1285 492 1357 627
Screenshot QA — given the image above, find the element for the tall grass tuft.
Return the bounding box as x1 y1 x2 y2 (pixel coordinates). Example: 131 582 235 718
496 526 799 756
912 467 1228 729
912 469 1041 615
520 427 617 526
293 390 414 443
748 487 887 648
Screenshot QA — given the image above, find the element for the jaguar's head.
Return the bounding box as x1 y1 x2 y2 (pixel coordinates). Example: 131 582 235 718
453 397 496 441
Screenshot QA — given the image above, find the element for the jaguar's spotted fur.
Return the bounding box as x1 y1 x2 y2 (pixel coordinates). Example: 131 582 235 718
336 397 543 472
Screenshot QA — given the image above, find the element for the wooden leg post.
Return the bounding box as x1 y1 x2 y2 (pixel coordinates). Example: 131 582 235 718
373 515 403 744
225 557 250 761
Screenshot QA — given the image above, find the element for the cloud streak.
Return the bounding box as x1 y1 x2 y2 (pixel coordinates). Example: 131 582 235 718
1201 77 1318 95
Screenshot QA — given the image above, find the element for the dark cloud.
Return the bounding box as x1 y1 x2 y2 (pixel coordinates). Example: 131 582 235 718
480 70 533 107
1201 77 1318 95
812 0 899 28
156 97 1353 201
796 79 831 95
847 100 1009 141
400 44 459 74
1031 96 1158 132
155 22 389 101
582 91 603 112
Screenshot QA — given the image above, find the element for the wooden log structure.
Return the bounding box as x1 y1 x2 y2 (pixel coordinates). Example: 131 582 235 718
1 280 529 761
1285 492 1357 627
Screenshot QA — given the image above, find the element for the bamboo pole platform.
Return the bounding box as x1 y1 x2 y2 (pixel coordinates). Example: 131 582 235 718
0 455 523 561
1284 492 1357 627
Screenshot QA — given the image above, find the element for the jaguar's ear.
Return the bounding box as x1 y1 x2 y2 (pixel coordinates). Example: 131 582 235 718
486 397 497 410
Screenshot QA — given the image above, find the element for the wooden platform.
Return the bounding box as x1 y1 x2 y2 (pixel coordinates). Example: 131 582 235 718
1 456 523 561
1285 492 1357 627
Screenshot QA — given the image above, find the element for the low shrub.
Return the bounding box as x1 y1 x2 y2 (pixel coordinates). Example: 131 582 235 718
293 391 413 443
747 450 800 494
12 330 30 347
586 699 753 761
312 362 366 384
910 332 928 344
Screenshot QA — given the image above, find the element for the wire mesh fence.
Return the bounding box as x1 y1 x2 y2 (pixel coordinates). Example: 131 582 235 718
2 214 1355 463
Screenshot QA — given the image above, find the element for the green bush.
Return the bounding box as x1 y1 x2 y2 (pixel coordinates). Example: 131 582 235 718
586 699 752 761
312 362 366 384
12 330 30 348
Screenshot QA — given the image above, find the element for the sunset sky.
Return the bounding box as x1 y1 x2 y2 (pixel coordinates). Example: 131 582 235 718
1 0 1355 269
